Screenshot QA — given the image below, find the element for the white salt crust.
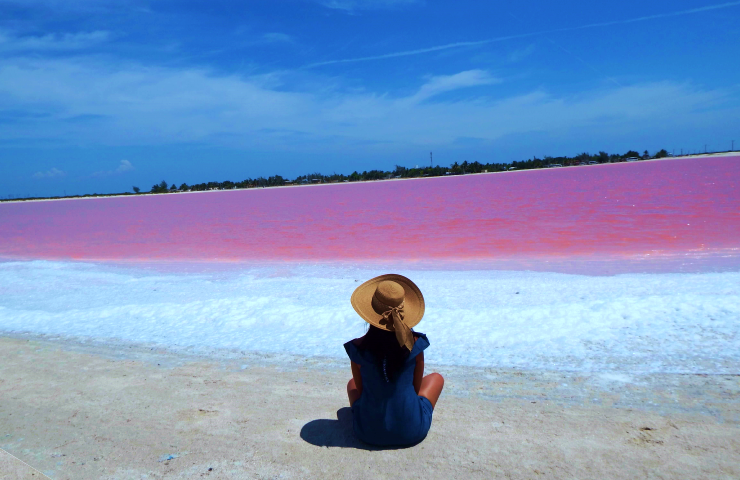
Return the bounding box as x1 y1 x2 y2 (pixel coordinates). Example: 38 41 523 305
0 260 738 374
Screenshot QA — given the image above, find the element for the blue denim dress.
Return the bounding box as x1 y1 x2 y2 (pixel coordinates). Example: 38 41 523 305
344 332 433 447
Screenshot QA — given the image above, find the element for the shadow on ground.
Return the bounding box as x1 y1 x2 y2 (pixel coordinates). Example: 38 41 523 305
300 407 418 450
300 407 375 449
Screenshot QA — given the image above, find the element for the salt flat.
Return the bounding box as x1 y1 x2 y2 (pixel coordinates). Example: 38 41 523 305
1 260 738 374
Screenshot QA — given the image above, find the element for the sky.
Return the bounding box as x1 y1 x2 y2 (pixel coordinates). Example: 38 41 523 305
1 0 739 197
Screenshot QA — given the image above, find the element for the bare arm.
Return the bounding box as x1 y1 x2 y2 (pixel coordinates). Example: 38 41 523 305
413 352 424 394
351 360 362 395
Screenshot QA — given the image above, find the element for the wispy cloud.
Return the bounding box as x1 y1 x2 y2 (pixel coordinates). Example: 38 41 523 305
32 167 65 178
0 30 111 52
0 57 733 149
575 1 740 29
262 32 293 43
306 39 496 67
508 44 535 63
91 159 134 177
408 70 500 103
307 1 740 67
317 0 419 12
0 0 136 12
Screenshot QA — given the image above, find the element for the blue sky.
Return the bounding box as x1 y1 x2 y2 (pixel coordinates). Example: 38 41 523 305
1 0 739 197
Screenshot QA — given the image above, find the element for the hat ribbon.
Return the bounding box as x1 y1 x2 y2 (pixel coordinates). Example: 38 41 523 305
377 300 414 351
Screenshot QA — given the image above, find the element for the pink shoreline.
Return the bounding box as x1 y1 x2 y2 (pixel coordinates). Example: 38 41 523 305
3 252 739 276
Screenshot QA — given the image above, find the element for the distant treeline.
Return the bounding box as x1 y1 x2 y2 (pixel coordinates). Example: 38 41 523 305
147 148 669 194
1 148 678 201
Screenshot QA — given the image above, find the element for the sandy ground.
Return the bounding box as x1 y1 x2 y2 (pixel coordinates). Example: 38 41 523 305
0 449 41 479
1 335 738 479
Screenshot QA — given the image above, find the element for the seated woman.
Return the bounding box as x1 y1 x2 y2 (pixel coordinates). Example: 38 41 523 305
344 274 444 447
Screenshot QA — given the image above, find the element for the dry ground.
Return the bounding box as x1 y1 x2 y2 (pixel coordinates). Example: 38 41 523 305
1 336 738 479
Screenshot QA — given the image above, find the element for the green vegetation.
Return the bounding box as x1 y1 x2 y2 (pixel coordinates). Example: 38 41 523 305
655 149 669 158
160 148 678 194
150 180 169 193
0 147 689 202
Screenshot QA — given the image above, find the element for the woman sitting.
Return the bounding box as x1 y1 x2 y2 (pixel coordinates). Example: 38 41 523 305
344 274 444 447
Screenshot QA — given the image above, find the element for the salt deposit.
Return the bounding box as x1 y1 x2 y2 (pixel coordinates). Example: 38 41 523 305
1 260 738 374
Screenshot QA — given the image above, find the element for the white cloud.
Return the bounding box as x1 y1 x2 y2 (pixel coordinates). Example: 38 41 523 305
92 159 135 177
262 32 293 43
0 56 735 151
0 30 111 52
408 70 500 103
32 167 65 178
115 159 134 172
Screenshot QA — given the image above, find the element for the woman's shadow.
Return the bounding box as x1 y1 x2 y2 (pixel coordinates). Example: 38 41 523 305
300 407 376 450
300 407 415 450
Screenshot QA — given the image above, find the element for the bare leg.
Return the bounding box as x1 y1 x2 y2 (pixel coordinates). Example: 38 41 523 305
347 378 361 406
418 373 444 409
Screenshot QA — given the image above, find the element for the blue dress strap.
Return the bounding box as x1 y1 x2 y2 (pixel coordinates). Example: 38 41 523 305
344 340 365 365
408 331 429 361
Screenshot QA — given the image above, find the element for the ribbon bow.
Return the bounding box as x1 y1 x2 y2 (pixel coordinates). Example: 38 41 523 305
378 301 414 351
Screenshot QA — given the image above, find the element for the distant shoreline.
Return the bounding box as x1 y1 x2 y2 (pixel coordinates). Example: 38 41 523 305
2 151 738 205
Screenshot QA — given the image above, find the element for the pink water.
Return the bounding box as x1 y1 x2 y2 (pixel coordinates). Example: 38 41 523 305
1 157 739 268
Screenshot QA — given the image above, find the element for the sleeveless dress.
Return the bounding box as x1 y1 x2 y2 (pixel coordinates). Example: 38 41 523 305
344 332 433 447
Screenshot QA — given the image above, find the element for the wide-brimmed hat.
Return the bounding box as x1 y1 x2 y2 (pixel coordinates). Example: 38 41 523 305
350 274 425 351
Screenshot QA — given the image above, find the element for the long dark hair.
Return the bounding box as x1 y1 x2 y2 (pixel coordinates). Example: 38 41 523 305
354 325 411 382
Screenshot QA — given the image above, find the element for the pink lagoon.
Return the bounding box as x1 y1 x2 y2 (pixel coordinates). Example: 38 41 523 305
1 155 738 271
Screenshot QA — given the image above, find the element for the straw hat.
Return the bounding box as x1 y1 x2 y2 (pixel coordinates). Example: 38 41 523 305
351 274 425 351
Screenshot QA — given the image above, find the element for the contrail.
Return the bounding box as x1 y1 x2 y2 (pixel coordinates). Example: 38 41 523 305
306 1 740 68
572 1 740 29
305 38 520 68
